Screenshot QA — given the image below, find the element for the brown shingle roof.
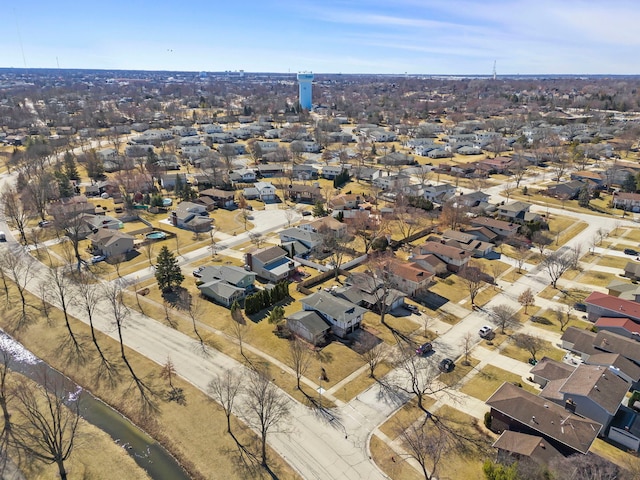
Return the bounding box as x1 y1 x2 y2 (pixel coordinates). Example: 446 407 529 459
530 357 575 383
559 364 629 414
492 431 563 465
486 382 601 454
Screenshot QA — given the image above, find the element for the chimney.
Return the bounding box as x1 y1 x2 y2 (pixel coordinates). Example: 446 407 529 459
245 253 253 271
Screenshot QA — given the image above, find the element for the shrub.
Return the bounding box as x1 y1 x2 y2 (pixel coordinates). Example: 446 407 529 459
484 411 492 430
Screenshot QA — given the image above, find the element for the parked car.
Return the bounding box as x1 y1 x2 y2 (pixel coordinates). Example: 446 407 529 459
479 325 493 339
405 304 420 314
301 211 312 216
415 342 433 356
0 232 5 242
38 220 52 228
438 358 455 373
193 266 205 278
573 302 587 312
90 255 106 264
624 248 638 255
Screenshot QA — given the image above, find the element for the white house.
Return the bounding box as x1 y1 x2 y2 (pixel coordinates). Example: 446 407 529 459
253 182 277 202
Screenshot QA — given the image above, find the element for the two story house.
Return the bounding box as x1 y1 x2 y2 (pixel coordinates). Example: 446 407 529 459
300 290 367 337
245 246 297 282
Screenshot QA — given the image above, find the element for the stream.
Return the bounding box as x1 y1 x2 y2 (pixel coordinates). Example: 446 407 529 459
0 332 191 480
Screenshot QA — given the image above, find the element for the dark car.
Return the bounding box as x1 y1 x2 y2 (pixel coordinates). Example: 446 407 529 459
415 342 433 356
624 248 638 255
573 302 587 312
405 304 420 314
438 358 455 373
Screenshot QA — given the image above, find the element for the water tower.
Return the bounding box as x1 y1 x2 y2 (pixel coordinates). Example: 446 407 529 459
297 72 314 110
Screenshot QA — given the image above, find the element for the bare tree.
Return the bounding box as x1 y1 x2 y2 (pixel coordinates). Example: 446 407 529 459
397 419 450 480
242 367 290 467
208 369 243 434
513 333 543 363
460 332 473 366
248 232 265 249
555 306 572 332
541 252 572 288
0 351 15 475
103 282 154 406
459 263 486 307
160 356 184 405
45 267 82 356
185 293 206 349
288 337 312 390
491 304 518 334
229 304 248 358
1 251 34 330
11 373 80 480
1 186 29 244
531 231 552 256
550 452 620 480
518 288 535 315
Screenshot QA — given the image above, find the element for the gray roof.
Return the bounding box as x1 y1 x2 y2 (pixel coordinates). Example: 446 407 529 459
559 364 629 414
252 246 288 264
530 357 575 382
198 280 245 300
199 265 255 286
301 291 367 323
279 227 323 246
287 311 330 336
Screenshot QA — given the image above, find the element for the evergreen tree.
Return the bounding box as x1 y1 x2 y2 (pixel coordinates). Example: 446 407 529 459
155 246 184 293
63 151 79 180
312 200 327 217
622 173 636 193
54 170 74 198
578 186 590 208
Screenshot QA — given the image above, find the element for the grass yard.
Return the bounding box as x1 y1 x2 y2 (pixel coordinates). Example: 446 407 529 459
0 281 299 480
596 254 634 270
333 362 393 403
548 217 588 250
370 435 423 480
529 309 591 334
500 338 565 363
429 276 471 304
439 357 480 388
574 269 618 288
378 397 436 439
623 228 640 243
460 365 538 401
536 286 590 305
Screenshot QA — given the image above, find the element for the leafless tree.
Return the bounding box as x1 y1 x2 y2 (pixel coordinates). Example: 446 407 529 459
11 373 80 480
513 333 543 363
160 355 185 405
1 186 29 244
491 304 518 334
555 306 572 332
0 351 16 475
531 231 552 256
568 243 583 270
53 204 90 271
396 419 451 480
241 367 290 467
348 211 386 254
460 332 473 366
185 293 206 350
284 208 296 227
103 282 154 407
321 229 350 279
248 232 265 249
596 227 608 246
45 267 82 356
518 288 535 315
208 369 243 434
359 336 386 379
288 337 312 390
459 263 486 307
229 310 248 358
502 182 515 203
439 200 469 231
549 452 620 480
1 251 35 330
541 252 572 288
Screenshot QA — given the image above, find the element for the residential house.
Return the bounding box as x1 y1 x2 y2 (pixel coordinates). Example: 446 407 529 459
408 254 448 276
585 353 640 390
366 129 396 142
198 188 236 209
470 217 520 239
497 201 540 223
181 145 211 159
48 195 95 220
387 260 434 297
292 164 319 181
492 431 563 467
423 184 456 204
545 180 587 200
441 230 494 258
486 382 602 456
570 171 605 186
286 311 330 345
560 327 597 358
613 192 640 212
412 241 471 272
300 290 367 337
477 156 513 174
539 364 629 432
378 152 414 166
245 246 297 282
279 227 323 254
286 184 324 204
83 214 122 232
300 216 348 238
290 140 321 153
372 173 411 191
427 148 450 159
229 168 257 184
595 317 640 339
252 182 277 202
463 226 499 244
623 262 640 281
530 357 576 388
354 167 381 183
256 164 285 178
169 202 212 232
322 165 346 179
87 230 135 258
584 291 640 323
339 272 407 312
160 173 188 190
456 191 491 208
328 194 364 211
198 281 246 308
199 265 256 291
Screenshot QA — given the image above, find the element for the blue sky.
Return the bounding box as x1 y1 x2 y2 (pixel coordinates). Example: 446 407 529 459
3 0 639 74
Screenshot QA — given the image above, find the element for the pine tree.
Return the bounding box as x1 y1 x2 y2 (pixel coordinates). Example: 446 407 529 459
63 151 79 180
578 186 590 208
155 246 184 293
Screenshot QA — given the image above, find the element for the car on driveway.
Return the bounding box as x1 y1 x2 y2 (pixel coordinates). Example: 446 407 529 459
624 248 638 255
405 304 420 314
415 342 433 356
193 266 205 278
38 220 52 228
90 255 106 264
438 358 455 373
479 325 493 339
573 302 587 312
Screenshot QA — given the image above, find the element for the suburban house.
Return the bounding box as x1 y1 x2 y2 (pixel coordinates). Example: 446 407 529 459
584 291 640 323
48 195 95 220
470 217 520 238
595 316 640 339
286 311 330 346
354 167 381 182
299 216 348 238
486 382 602 456
545 180 587 199
256 164 284 178
530 357 576 388
292 164 319 180
372 173 411 191
412 241 471 272
198 188 236 209
585 353 640 389
560 327 597 358
169 202 212 232
492 431 563 467
538 364 629 432
87 230 135 258
623 261 640 281
199 265 256 291
612 192 640 212
441 229 494 257
387 260 434 297
253 182 277 202
423 184 456 204
229 168 257 184
322 165 346 179
328 194 364 211
408 254 448 276
160 173 188 190
286 184 323 204
463 226 499 244
300 290 367 337
279 227 323 254
338 272 407 312
456 191 491 208
245 246 297 282
198 281 245 307
497 201 540 223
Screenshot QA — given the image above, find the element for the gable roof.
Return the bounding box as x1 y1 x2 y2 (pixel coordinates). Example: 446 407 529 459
87 229 134 246
486 382 601 454
530 357 575 383
287 310 330 336
586 353 640 382
585 291 640 322
198 280 245 300
251 246 288 264
595 316 640 335
559 364 629 414
415 241 471 261
199 265 255 286
492 431 563 465
593 329 640 361
301 290 367 322
470 216 520 233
